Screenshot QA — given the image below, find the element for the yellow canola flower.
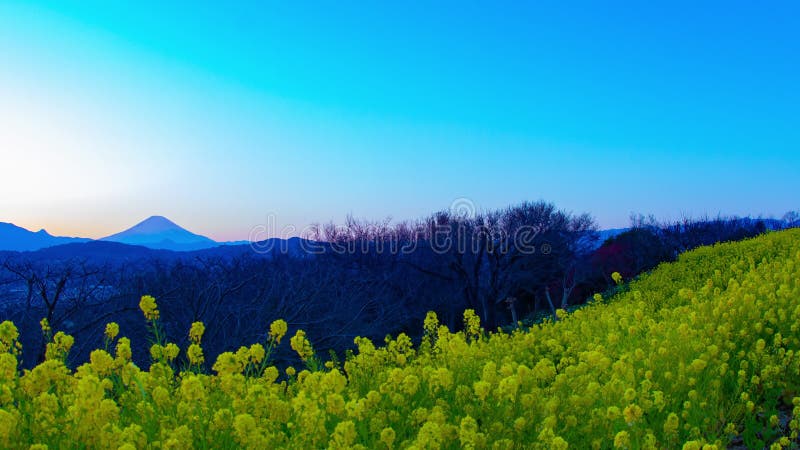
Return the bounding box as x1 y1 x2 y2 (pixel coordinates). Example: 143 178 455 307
89 349 115 376
473 380 491 401
139 295 159 320
329 420 357 449
189 322 205 344
623 404 643 424
0 321 19 354
423 311 439 335
290 330 314 361
39 318 51 334
552 436 569 450
664 412 680 435
45 331 74 361
180 375 206 403
0 353 17 382
115 337 132 362
150 344 163 361
249 343 265 364
187 343 204 366
262 366 279 383
380 427 396 449
613 431 630 448
463 309 481 339
164 343 180 362
104 322 119 340
212 352 241 375
459 416 483 449
0 409 19 446
269 319 288 344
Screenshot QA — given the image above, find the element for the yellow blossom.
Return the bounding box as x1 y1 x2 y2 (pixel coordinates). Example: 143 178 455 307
115 337 132 361
269 319 288 344
164 343 180 361
623 404 643 424
39 318 51 334
89 349 115 376
249 343 265 364
613 430 629 448
189 322 205 344
104 322 119 340
463 309 481 339
150 344 163 361
187 343 204 366
139 295 159 320
552 436 569 450
664 413 680 435
290 330 314 361
380 427 396 449
423 311 439 335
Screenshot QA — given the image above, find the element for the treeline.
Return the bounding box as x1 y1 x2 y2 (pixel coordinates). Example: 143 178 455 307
592 213 797 282
0 202 797 369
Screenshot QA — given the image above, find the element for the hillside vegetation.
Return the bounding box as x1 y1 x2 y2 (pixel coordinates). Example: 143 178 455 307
1 229 799 449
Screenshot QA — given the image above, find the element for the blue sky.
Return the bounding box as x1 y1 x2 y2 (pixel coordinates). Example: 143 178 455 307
1 1 798 240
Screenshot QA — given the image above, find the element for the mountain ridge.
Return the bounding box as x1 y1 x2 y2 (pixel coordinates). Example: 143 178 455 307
0 222 91 252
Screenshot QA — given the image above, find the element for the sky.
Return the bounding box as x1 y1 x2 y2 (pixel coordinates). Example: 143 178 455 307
1 1 798 241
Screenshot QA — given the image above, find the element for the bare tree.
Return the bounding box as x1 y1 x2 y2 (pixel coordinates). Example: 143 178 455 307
1 258 128 365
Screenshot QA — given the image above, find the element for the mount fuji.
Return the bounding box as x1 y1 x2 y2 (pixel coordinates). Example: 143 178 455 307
101 216 226 251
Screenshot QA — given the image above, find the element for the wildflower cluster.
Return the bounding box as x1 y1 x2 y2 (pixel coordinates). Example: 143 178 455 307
0 229 799 448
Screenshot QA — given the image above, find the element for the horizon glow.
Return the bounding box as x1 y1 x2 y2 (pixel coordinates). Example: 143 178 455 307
1 1 798 241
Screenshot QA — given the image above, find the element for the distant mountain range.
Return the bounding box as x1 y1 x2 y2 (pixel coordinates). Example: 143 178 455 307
0 216 312 264
0 222 91 252
0 216 248 253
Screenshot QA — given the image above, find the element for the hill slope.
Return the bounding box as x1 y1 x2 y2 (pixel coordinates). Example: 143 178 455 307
2 229 799 448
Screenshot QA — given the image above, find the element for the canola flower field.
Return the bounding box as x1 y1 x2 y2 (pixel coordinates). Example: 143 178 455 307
1 229 800 449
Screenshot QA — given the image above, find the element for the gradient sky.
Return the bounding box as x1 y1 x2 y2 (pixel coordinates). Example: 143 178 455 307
1 1 798 241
